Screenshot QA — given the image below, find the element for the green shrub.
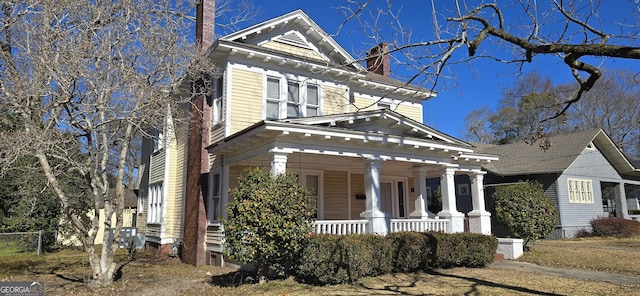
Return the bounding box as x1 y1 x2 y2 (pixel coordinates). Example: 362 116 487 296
492 181 558 248
387 231 431 272
224 168 314 278
297 234 346 285
424 232 497 269
590 217 640 238
297 234 393 285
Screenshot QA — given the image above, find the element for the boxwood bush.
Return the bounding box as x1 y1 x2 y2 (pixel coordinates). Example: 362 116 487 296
387 231 431 272
297 234 393 285
424 232 497 268
590 217 640 238
298 231 497 285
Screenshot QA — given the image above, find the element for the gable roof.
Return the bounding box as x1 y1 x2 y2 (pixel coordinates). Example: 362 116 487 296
210 10 436 101
478 129 639 176
219 9 363 72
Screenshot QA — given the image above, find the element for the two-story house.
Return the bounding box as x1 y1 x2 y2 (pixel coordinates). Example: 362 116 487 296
139 5 499 266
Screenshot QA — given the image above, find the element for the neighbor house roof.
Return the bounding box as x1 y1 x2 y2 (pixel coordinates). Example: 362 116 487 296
477 129 639 176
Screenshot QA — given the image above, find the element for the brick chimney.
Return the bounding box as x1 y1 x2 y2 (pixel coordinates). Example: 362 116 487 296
196 0 215 49
366 43 390 76
184 0 215 267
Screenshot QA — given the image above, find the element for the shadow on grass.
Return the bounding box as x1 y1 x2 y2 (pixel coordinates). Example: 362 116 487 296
209 270 257 287
350 270 561 296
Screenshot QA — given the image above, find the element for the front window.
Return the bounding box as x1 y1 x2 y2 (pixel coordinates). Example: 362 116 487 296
265 76 321 120
208 173 221 223
568 178 594 203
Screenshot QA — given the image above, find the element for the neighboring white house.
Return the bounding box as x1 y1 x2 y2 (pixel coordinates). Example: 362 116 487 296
479 129 640 238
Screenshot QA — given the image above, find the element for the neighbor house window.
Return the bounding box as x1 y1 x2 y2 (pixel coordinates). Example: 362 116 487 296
568 178 594 203
265 76 321 119
147 184 163 223
377 101 392 110
208 172 221 223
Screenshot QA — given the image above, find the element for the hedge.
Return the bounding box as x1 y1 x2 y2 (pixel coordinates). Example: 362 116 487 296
298 232 498 285
590 217 640 238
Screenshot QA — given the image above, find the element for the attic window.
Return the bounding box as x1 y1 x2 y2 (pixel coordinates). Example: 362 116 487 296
586 142 595 150
275 32 310 48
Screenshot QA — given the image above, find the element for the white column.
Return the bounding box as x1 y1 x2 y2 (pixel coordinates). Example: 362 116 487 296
269 152 288 177
616 183 629 219
438 167 464 233
409 168 434 219
360 159 388 235
468 172 492 235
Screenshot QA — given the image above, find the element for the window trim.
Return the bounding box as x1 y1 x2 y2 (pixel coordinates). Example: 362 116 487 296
211 75 225 126
147 184 163 224
567 178 594 204
208 168 222 224
264 74 322 120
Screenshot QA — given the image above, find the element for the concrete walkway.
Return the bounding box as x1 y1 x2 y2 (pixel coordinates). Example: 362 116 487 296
492 260 640 286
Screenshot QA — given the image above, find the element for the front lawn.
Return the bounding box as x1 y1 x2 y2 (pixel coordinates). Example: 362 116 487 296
1 237 639 295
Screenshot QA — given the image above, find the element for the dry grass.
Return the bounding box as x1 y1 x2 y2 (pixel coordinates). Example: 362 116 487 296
519 236 640 276
2 237 639 295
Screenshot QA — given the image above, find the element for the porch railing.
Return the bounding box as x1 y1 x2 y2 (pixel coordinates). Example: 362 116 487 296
313 220 368 235
389 218 448 233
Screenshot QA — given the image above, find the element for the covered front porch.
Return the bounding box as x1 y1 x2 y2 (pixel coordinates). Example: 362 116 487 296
207 111 498 241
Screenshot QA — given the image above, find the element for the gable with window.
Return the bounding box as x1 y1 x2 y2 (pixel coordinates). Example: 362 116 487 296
568 178 594 203
265 75 321 120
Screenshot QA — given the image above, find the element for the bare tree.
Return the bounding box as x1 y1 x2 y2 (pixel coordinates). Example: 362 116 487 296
338 0 640 139
0 0 255 287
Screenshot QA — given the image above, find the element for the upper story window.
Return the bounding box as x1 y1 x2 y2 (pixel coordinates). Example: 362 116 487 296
266 75 321 120
152 129 164 153
211 75 224 125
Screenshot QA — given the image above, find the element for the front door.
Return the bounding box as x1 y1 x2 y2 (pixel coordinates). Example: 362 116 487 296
380 180 408 219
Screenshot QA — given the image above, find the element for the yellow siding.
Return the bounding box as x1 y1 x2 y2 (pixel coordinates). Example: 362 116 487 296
323 171 348 219
261 41 324 60
322 86 349 115
167 134 187 239
352 96 377 111
350 173 366 219
210 126 225 146
395 103 422 123
149 149 165 184
146 224 161 238
229 68 263 134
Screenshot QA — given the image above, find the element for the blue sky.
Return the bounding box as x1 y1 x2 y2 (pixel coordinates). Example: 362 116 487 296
245 0 639 139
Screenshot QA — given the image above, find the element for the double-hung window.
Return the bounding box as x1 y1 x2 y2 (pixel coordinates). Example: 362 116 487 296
147 184 163 224
211 76 224 125
208 172 221 223
568 178 594 203
266 76 320 119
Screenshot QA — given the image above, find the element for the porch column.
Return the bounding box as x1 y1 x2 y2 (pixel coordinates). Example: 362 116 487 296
468 172 491 235
409 167 434 219
616 183 629 219
438 167 464 233
269 152 289 177
360 159 388 235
